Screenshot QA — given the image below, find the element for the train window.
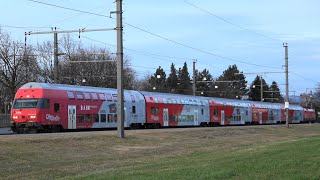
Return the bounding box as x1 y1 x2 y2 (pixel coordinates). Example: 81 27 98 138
201 109 204 115
36 98 50 108
112 94 118 102
93 114 99 123
13 99 38 109
130 95 136 103
113 114 118 122
109 104 116 113
132 106 136 114
193 100 198 105
84 92 91 100
181 99 185 104
99 93 106 101
107 114 113 122
77 114 84 123
85 114 92 123
151 107 159 114
172 99 177 104
67 91 75 99
75 91 84 100
106 94 112 101
54 103 60 112
91 93 98 100
43 99 50 108
100 114 106 123
163 98 167 104
154 98 159 103
213 109 218 116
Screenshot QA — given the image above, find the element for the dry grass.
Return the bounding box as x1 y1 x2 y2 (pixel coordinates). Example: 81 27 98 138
0 124 320 179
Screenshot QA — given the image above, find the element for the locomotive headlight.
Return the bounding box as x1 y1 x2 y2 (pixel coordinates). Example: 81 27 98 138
12 116 18 119
29 115 36 119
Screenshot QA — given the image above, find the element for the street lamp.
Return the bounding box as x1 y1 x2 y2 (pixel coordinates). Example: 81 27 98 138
156 75 161 91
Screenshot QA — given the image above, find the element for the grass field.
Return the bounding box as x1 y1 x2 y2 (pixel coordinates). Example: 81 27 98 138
1 124 320 179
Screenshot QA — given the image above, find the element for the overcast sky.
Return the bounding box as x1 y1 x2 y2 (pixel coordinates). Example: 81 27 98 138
1 0 320 95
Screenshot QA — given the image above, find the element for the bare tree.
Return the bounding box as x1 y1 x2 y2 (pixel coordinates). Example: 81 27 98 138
57 34 137 89
0 30 39 102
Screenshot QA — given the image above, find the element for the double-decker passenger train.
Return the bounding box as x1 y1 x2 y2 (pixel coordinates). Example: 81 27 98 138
11 82 316 133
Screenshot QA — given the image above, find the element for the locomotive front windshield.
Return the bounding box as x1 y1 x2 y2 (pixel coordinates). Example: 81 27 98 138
12 98 50 109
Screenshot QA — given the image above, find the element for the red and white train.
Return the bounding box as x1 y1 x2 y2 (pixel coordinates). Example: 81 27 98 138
11 82 316 133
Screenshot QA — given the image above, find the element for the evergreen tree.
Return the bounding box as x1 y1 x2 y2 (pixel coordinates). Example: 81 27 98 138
249 75 270 102
166 63 178 93
269 81 284 103
177 62 191 95
196 68 214 96
148 66 166 92
215 64 247 99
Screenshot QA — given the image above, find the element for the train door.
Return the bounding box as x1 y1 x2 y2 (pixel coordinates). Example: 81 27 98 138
259 112 263 124
68 105 76 129
221 110 225 125
194 110 199 126
241 111 245 124
163 108 168 127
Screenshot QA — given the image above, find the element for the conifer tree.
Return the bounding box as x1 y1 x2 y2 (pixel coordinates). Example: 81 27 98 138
166 63 178 93
177 62 191 95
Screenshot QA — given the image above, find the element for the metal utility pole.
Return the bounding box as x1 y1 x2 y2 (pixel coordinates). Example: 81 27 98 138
25 27 115 84
283 42 289 128
260 75 263 102
54 31 58 83
116 0 125 138
193 59 197 96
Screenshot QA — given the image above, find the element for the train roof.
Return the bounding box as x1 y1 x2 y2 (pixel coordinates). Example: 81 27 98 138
19 82 304 110
19 82 141 95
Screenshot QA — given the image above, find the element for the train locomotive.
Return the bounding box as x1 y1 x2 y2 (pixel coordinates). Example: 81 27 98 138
11 82 316 133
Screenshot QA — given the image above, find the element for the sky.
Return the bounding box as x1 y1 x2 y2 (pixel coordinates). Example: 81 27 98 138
1 0 320 96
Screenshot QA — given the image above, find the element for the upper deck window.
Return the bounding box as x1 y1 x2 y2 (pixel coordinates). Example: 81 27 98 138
154 97 159 103
106 94 112 101
91 93 98 100
163 98 167 104
112 94 118 102
67 91 75 99
130 95 136 103
84 92 91 100
99 93 106 101
75 91 83 100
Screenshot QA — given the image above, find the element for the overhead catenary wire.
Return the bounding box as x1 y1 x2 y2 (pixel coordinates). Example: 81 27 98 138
26 0 282 70
16 1 320 89
184 1 283 43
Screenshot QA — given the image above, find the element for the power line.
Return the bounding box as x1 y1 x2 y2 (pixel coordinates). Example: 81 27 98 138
290 72 319 83
184 1 283 43
120 19 282 69
0 25 50 29
26 0 110 18
27 0 283 70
